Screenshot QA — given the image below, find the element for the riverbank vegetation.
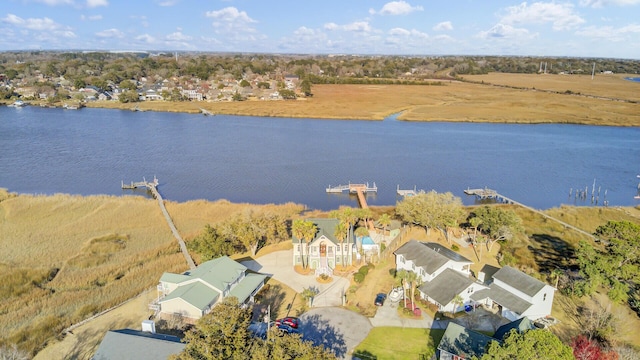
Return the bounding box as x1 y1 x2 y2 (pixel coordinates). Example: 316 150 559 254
2 186 640 357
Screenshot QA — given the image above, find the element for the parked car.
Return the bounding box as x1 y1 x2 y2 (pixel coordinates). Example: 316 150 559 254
277 324 300 335
275 317 300 329
375 293 387 306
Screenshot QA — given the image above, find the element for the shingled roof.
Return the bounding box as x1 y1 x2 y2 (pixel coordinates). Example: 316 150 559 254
418 268 475 306
492 266 547 297
93 329 185 360
394 240 472 275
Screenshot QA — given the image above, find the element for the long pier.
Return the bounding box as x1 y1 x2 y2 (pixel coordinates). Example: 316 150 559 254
122 177 196 270
465 187 596 240
326 182 377 209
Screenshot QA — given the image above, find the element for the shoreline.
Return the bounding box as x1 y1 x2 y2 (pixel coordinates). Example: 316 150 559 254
3 78 639 126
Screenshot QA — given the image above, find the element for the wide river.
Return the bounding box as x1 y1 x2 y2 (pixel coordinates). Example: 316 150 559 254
1 106 639 211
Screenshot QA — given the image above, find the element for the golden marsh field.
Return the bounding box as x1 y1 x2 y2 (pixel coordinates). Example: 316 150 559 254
86 73 640 126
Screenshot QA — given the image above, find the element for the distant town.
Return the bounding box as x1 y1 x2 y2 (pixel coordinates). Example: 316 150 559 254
1 51 638 107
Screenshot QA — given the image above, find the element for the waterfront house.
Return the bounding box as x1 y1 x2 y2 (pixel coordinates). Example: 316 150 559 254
292 218 354 276
395 240 480 313
154 256 266 321
471 265 556 321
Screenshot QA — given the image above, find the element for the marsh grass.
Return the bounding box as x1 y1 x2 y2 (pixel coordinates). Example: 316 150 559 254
0 190 304 355
86 77 640 126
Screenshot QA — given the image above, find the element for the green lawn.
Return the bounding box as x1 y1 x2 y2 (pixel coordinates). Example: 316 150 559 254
353 327 445 360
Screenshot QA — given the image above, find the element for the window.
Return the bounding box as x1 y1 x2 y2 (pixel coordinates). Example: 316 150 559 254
399 255 404 263
468 287 474 294
412 264 415 270
543 293 547 301
296 244 301 252
344 244 348 252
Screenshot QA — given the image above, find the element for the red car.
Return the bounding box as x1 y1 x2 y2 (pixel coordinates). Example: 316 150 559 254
275 317 300 329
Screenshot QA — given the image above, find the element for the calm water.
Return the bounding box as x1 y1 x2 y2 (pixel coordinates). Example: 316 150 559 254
1 106 639 210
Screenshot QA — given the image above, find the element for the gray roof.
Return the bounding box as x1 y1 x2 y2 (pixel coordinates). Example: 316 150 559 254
437 322 495 359
394 240 471 275
471 283 533 315
493 317 537 340
92 329 185 360
492 266 547 297
418 269 475 306
188 256 247 292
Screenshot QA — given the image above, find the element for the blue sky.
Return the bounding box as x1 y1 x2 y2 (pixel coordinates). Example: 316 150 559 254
2 0 639 59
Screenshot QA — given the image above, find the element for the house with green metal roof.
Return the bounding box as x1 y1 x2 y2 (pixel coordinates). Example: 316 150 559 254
154 256 266 320
291 218 355 277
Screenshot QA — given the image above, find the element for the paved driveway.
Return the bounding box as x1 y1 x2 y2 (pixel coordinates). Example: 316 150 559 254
300 307 372 359
370 297 434 328
241 250 350 307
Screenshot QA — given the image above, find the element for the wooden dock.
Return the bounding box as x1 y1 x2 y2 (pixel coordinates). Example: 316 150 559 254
200 108 214 116
464 187 595 240
122 177 196 270
397 185 421 197
326 182 377 209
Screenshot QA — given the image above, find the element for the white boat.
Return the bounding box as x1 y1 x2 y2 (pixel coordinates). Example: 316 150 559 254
8 100 26 107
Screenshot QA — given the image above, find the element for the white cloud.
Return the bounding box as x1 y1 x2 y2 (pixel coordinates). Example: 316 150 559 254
205 6 259 38
157 0 180 6
576 23 640 41
371 1 424 15
95 28 124 38
166 31 192 41
324 21 372 33
2 14 61 31
388 27 428 39
477 23 531 39
135 34 156 43
81 14 103 21
205 7 256 23
32 0 74 5
500 2 585 31
86 0 108 7
433 21 453 31
580 0 640 7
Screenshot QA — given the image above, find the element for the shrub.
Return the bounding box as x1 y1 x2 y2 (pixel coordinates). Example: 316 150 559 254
358 265 370 276
451 244 460 252
354 272 365 283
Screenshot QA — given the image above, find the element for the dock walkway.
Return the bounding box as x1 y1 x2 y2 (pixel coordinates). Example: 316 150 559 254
465 187 595 240
123 177 196 270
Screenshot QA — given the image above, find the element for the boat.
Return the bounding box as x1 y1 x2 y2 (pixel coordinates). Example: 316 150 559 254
8 100 26 107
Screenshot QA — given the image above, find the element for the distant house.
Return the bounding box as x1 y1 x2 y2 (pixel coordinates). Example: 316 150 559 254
181 88 203 101
437 322 495 360
92 328 185 360
292 218 355 276
154 256 267 320
471 265 556 321
395 240 482 313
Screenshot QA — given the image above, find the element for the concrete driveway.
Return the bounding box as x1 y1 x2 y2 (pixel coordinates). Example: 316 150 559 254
241 250 350 307
370 297 434 328
300 307 372 360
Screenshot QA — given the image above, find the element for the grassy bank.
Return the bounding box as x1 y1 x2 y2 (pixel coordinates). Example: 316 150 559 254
78 73 640 126
0 189 303 356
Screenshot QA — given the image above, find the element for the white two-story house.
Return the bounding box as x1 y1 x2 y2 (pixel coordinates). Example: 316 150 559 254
292 218 354 276
395 240 483 313
154 256 266 320
471 265 556 321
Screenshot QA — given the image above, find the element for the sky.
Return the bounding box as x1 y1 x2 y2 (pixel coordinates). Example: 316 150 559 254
1 0 640 59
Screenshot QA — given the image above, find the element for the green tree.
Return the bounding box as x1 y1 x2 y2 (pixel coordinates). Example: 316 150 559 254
395 191 464 243
378 213 392 236
119 79 137 91
577 221 640 304
239 79 250 87
333 221 348 266
300 79 312 96
469 206 523 252
188 224 233 261
175 297 252 360
118 90 140 103
279 89 296 99
291 219 317 269
232 91 244 101
480 329 574 360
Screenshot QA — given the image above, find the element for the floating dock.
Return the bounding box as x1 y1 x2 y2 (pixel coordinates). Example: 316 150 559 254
326 182 377 194
397 185 421 197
